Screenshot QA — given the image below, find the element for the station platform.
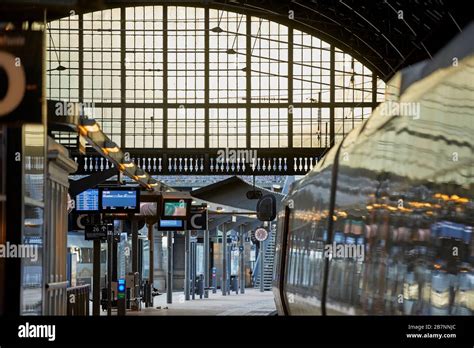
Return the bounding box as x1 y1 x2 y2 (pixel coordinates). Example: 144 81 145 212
125 289 276 316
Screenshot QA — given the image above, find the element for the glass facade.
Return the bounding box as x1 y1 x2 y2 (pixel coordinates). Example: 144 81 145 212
47 5 385 150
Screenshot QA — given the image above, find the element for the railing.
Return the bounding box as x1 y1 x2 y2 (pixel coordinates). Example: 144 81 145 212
45 281 68 315
67 284 90 316
71 148 328 176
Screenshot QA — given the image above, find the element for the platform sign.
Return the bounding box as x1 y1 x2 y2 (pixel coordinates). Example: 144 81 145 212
68 213 91 231
254 228 268 242
85 224 108 241
0 30 44 125
187 205 207 230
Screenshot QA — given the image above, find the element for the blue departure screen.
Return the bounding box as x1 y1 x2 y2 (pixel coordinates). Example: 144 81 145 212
76 189 99 211
159 219 183 228
101 189 138 211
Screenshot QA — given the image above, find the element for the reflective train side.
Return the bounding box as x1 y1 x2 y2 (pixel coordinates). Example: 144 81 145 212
273 25 474 315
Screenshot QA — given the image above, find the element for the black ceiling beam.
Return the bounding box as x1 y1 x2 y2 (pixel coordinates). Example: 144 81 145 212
68 166 118 197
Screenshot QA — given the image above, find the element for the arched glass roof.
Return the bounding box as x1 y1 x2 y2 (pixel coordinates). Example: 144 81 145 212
47 5 385 150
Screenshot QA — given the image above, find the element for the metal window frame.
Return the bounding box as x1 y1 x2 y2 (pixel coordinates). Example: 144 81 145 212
46 3 382 155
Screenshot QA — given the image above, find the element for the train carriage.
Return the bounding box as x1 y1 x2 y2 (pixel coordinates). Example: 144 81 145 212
274 23 474 316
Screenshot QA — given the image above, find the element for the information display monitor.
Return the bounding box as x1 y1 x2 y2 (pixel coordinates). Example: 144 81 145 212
75 189 99 212
100 187 140 213
161 199 189 219
157 219 185 231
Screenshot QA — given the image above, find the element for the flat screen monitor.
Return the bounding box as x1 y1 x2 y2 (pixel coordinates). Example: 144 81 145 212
158 219 184 230
75 189 99 212
100 187 140 213
162 199 188 218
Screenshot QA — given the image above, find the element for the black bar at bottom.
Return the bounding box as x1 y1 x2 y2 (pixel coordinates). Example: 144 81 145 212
0 316 473 345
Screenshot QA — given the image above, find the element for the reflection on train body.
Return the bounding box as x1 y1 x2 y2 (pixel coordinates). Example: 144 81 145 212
273 28 474 316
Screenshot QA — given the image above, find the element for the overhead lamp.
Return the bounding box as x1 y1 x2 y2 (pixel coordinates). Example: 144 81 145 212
103 140 119 154
148 178 158 187
135 168 147 179
210 26 223 33
216 206 224 212
122 161 135 168
47 65 67 72
79 118 100 133
119 161 135 172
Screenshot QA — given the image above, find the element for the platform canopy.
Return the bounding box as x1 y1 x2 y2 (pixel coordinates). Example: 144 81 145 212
139 175 282 231
191 176 284 212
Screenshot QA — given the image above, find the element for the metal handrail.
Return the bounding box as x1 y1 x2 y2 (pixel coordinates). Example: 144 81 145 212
45 281 68 290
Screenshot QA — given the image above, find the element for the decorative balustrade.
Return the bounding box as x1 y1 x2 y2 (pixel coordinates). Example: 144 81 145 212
71 148 327 176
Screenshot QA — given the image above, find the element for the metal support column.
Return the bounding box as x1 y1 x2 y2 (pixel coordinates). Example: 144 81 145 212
260 239 265 292
148 223 154 306
245 15 251 149
131 219 139 310
131 219 138 274
184 231 190 301
112 234 118 282
162 5 168 148
119 5 126 148
92 240 101 315
227 247 231 295
191 239 196 300
204 225 210 298
288 25 293 148
166 231 173 304
204 6 210 149
239 225 245 294
222 224 227 296
107 231 112 316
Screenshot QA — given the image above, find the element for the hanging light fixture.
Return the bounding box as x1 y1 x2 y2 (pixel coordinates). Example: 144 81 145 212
47 23 68 72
